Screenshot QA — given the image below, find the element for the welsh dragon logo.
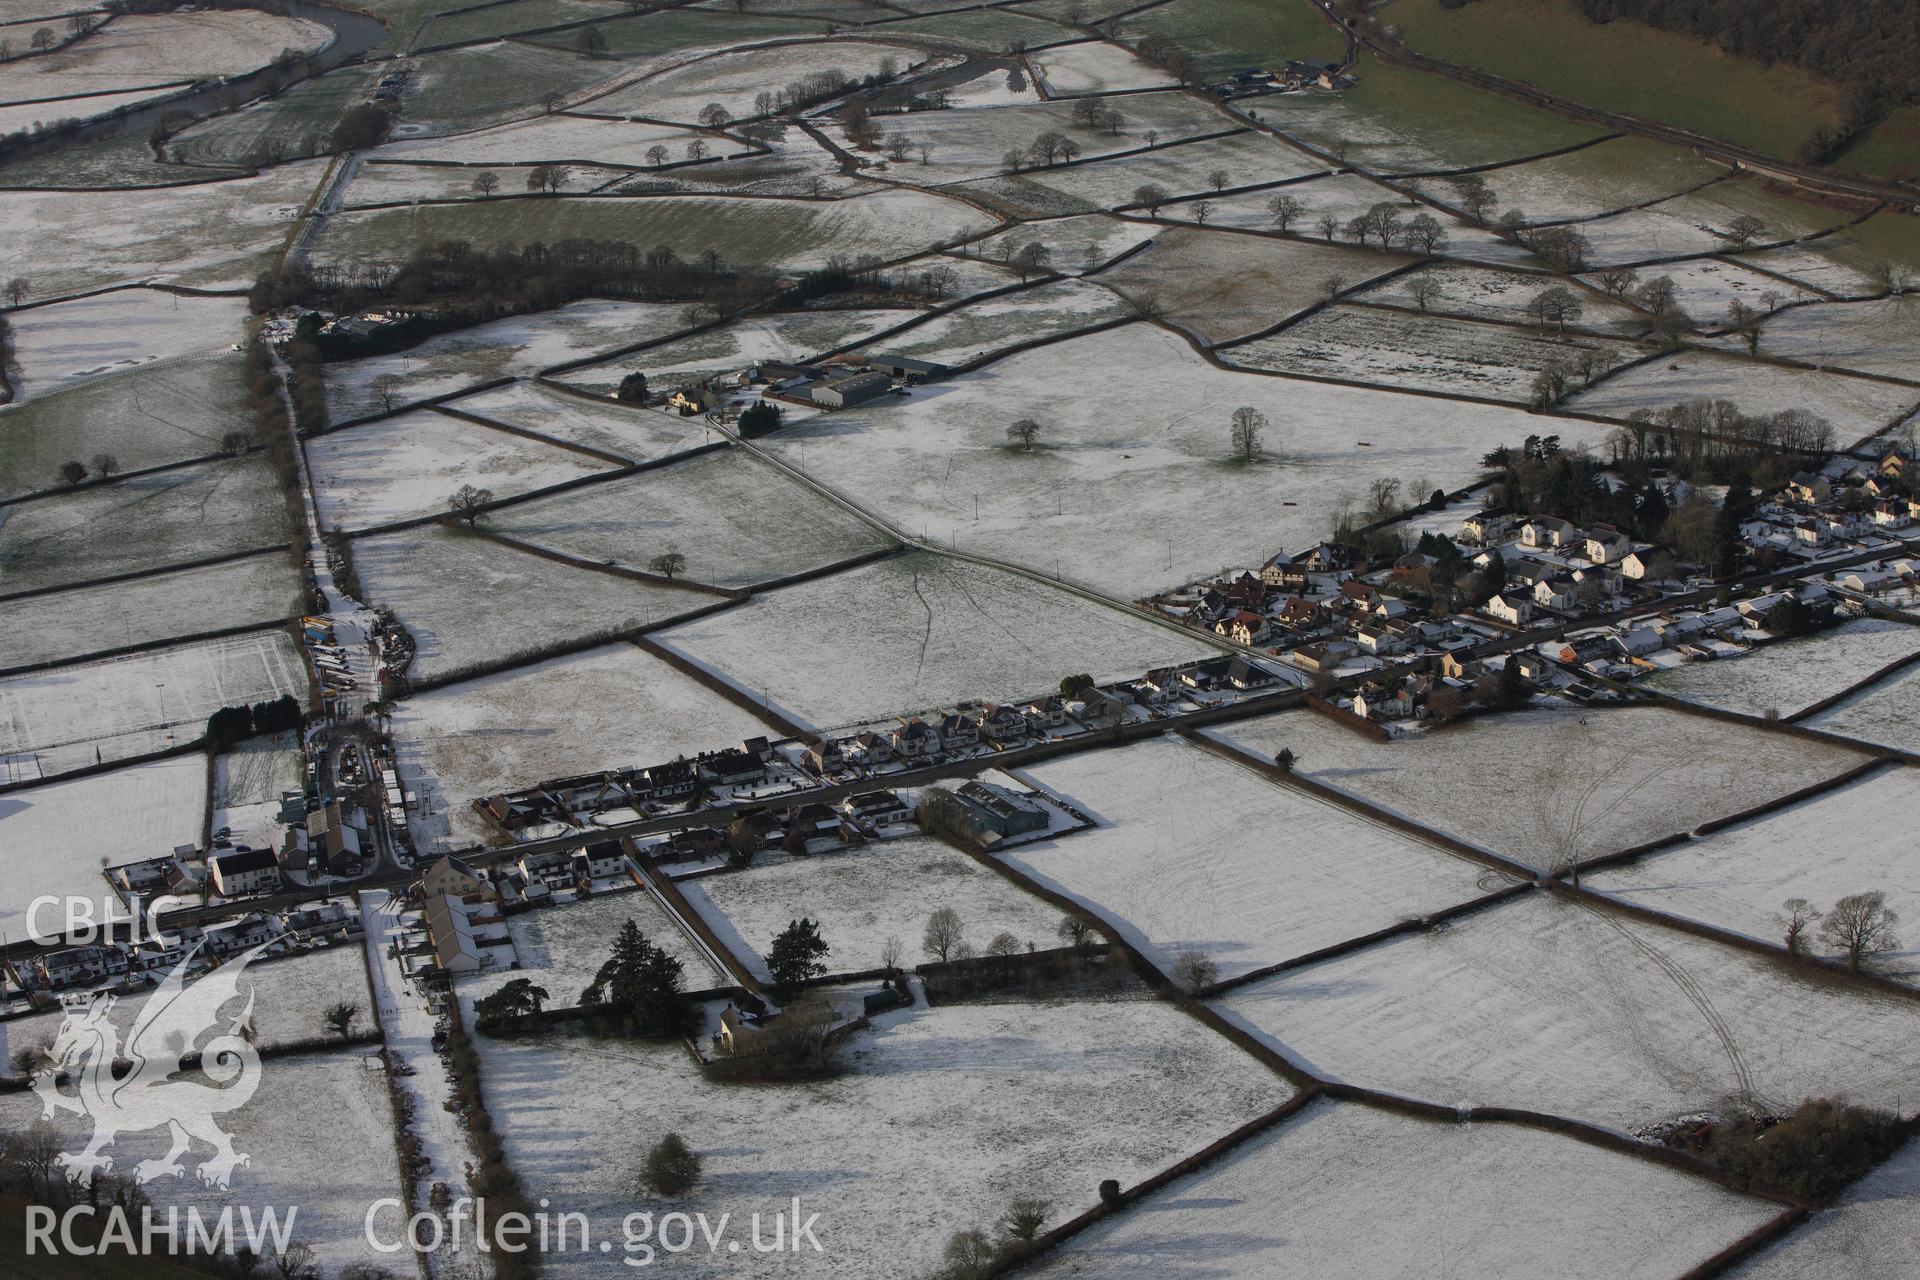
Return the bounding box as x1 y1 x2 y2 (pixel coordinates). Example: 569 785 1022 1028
30 943 266 1189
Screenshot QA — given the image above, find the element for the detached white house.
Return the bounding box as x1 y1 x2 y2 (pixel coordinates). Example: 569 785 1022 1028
1583 525 1632 564
1484 593 1533 626
1520 516 1579 550
1620 546 1674 581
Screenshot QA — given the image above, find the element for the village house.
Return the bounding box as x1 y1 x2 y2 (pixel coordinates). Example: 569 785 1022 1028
1022 695 1068 733
1260 554 1311 590
939 712 981 751
804 737 848 776
1620 546 1675 581
846 731 895 769
1290 641 1351 674
34 944 129 988
970 703 1028 746
1583 525 1632 565
1224 572 1268 611
1533 576 1578 612
1353 623 1400 656
890 719 941 762
1787 472 1832 504
636 759 700 804
1520 516 1580 550
1353 684 1414 721
1484 593 1533 626
1462 509 1516 545
666 826 731 862
698 747 767 788
209 847 283 898
1216 608 1270 646
201 913 283 957
842 790 914 827
419 854 489 901
423 892 510 975
1301 543 1350 573
1277 595 1325 628
571 840 627 883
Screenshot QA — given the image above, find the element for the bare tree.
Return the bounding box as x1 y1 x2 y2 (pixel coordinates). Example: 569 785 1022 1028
1207 167 1229 192
449 484 493 525
1314 211 1339 242
1451 174 1494 224
648 549 688 580
646 143 669 167
1401 210 1446 256
886 133 912 163
1819 892 1899 973
879 935 903 971
1171 949 1217 994
1266 192 1305 234
1002 1198 1050 1243
371 372 405 411
1006 418 1043 452
322 1001 359 1040
1725 214 1766 250
923 907 963 963
1132 183 1169 216
1594 267 1639 299
471 170 498 197
1002 146 1027 174
686 139 709 161
698 102 731 130
4 277 27 306
1229 405 1266 463
1189 198 1213 225
88 451 119 478
1409 275 1441 311
1055 913 1094 952
270 1242 321 1280
1008 241 1051 281
1779 898 1822 955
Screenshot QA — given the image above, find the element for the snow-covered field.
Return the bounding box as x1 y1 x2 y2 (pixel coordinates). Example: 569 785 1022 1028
1587 766 1920 983
863 278 1129 367
0 85 178 136
1565 349 1919 439
466 887 728 1005
1210 704 1868 873
655 550 1220 728
0 754 203 937
822 97 1150 186
1755 296 1920 382
1216 893 1920 1131
1576 185 1854 268
0 10 330 102
0 348 253 489
322 300 695 419
994 130 1326 215
585 39 920 123
492 446 896 588
352 526 706 679
1027 1098 1778 1279
1357 262 1645 333
1030 40 1176 95
1643 618 1920 719
390 642 773 848
443 378 707 461
373 113 697 166
968 213 1154 274
213 729 303 851
1730 1137 1920 1280
1099 225 1402 343
306 411 613 532
0 628 307 777
1803 661 1920 755
4 290 250 403
757 324 1605 596
691 833 1063 979
342 159 639 207
0 1046 406 1278
1011 737 1507 980
1224 305 1639 401
472 997 1293 1277
1595 257 1819 322
1 447 287 598
1413 135 1723 225
560 308 915 396
0 159 327 299
0 551 296 671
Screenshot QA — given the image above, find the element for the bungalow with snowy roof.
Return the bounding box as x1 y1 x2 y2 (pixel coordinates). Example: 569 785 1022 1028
843 790 913 827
